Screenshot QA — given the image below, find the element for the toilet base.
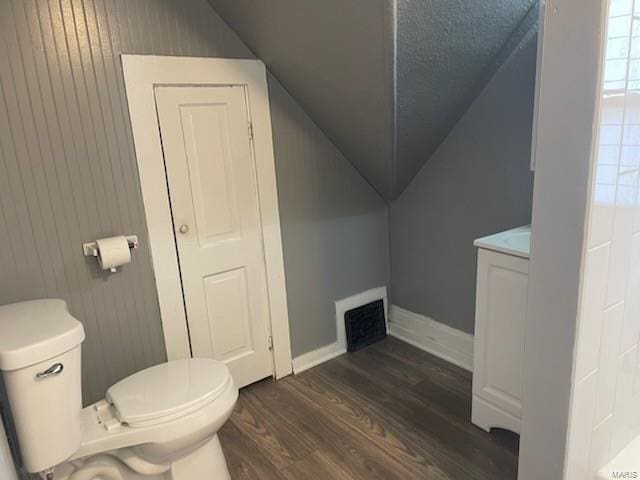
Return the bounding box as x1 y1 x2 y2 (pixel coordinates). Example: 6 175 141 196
49 435 230 480
168 435 230 480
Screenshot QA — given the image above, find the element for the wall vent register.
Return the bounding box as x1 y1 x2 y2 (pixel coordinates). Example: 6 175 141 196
345 299 386 352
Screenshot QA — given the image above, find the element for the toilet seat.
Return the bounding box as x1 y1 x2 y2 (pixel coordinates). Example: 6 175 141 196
106 358 232 428
68 358 238 464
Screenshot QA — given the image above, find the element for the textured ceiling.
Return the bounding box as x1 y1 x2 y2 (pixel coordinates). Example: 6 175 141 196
395 0 538 195
207 0 537 199
207 0 396 198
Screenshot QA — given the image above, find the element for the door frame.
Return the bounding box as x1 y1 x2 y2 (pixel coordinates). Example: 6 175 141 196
121 55 292 379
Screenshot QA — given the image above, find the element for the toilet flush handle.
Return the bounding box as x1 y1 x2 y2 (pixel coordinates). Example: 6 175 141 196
35 363 64 380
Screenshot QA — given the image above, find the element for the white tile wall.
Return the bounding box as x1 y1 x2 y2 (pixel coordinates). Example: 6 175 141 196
594 302 624 425
566 372 599 480
566 1 640 477
575 244 611 380
611 346 638 453
589 416 614 478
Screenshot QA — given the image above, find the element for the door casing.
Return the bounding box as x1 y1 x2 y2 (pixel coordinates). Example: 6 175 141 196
122 55 292 379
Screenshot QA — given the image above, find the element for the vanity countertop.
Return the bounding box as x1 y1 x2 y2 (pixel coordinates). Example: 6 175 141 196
473 225 531 259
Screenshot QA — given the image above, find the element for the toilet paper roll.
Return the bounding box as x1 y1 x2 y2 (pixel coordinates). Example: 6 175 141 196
96 235 131 271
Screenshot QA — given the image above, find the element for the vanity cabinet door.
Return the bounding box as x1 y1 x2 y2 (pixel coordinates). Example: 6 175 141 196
472 248 529 434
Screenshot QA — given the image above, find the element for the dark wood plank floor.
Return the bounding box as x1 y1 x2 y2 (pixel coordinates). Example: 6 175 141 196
219 336 519 480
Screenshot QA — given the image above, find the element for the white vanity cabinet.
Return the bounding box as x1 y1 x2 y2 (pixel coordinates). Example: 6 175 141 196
472 226 530 434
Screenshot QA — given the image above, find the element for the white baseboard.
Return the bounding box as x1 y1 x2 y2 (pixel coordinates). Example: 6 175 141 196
291 342 346 374
389 305 474 371
292 286 388 375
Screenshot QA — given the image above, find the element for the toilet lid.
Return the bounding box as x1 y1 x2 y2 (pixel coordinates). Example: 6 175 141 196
106 358 232 427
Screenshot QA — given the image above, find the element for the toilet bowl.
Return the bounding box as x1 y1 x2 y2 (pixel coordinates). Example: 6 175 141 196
0 299 239 480
54 358 238 480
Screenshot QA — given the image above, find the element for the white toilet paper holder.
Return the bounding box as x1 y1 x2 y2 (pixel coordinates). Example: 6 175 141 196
82 235 138 260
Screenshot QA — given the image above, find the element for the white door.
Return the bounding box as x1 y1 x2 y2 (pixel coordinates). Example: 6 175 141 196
155 85 273 388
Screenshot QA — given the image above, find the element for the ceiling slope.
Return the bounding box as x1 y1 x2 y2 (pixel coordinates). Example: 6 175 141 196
208 0 396 199
395 0 538 195
208 0 536 199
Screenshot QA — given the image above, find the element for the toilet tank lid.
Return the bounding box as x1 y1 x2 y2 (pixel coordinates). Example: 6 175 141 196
0 299 85 371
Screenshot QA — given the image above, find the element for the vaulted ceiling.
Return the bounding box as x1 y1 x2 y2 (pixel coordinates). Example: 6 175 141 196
207 0 538 200
395 0 538 195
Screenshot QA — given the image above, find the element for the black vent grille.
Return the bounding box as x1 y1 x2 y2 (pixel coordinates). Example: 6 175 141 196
344 299 386 352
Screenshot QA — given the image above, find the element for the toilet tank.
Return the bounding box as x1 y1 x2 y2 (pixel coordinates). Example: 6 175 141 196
0 299 85 474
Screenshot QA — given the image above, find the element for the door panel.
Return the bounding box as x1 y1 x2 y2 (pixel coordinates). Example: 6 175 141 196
484 263 527 403
203 268 254 361
180 103 239 242
155 85 272 388
473 249 528 419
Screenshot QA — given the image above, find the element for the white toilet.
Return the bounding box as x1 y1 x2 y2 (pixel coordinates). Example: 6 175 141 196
0 299 238 479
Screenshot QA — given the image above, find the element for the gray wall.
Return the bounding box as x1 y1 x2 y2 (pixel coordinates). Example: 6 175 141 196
269 77 389 357
390 32 537 334
395 0 537 196
207 0 397 199
0 0 388 403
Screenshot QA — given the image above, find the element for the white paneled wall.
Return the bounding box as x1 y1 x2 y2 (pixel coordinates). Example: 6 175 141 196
566 1 640 477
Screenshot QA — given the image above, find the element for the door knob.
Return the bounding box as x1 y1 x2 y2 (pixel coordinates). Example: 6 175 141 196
178 224 189 234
